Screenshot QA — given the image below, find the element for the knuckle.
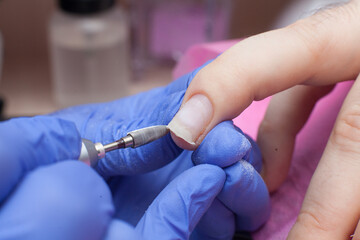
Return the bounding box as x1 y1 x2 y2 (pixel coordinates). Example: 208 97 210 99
295 193 342 234
287 2 358 64
294 200 343 236
288 20 327 63
297 210 321 228
296 210 325 231
331 103 360 153
295 210 328 234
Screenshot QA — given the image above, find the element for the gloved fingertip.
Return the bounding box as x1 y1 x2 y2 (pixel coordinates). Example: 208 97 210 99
192 121 251 168
104 220 142 240
243 134 263 173
219 160 271 231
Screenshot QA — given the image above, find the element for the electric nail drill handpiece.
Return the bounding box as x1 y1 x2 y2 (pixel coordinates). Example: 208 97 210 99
78 125 169 167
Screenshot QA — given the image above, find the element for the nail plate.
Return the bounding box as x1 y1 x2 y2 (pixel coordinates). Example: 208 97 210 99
168 94 213 145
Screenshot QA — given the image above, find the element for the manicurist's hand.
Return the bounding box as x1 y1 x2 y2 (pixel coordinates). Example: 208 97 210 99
0 117 228 240
168 0 360 238
0 62 270 239
53 63 270 239
0 111 264 240
0 116 115 240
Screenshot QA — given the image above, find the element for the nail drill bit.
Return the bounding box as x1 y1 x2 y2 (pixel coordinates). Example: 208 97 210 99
79 125 169 167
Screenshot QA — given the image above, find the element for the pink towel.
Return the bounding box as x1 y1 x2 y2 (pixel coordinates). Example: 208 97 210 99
173 40 353 239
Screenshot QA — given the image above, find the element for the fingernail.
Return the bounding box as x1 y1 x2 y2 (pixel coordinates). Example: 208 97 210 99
168 94 213 145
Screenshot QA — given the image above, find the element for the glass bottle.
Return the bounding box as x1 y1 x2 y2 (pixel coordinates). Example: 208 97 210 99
49 0 130 107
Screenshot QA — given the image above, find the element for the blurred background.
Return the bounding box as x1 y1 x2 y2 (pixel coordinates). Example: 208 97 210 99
0 0 347 119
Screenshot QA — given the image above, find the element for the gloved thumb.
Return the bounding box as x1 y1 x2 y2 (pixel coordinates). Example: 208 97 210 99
0 116 81 202
135 165 226 240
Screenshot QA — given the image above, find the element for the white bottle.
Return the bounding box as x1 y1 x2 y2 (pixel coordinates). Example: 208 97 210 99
49 0 130 107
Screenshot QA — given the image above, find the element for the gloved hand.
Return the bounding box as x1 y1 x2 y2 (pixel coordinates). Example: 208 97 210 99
0 116 114 240
109 121 270 240
52 63 271 239
0 116 226 240
0 63 270 239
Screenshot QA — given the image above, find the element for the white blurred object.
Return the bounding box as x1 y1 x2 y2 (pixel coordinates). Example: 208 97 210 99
49 0 130 107
274 0 349 28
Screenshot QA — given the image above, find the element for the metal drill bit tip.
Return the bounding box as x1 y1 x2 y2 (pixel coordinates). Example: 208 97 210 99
103 125 169 153
103 139 126 153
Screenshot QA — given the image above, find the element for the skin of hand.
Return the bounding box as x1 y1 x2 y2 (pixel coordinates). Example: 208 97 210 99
258 85 334 192
52 64 270 238
288 73 360 238
168 0 360 238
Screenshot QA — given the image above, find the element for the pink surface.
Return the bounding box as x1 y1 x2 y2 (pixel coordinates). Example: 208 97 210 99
241 82 352 239
172 39 240 79
149 2 228 59
173 41 353 239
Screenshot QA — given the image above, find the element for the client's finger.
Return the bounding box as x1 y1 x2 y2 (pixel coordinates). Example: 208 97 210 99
353 219 360 239
289 74 360 239
258 85 333 192
135 165 225 239
169 0 360 149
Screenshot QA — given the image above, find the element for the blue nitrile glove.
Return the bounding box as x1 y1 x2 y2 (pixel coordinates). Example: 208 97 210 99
0 116 227 240
0 63 269 240
109 121 270 240
0 116 113 240
52 62 271 238
105 164 226 240
191 122 270 238
0 116 81 202
50 68 194 177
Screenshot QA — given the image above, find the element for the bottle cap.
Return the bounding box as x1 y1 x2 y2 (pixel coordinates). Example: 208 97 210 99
59 0 115 14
